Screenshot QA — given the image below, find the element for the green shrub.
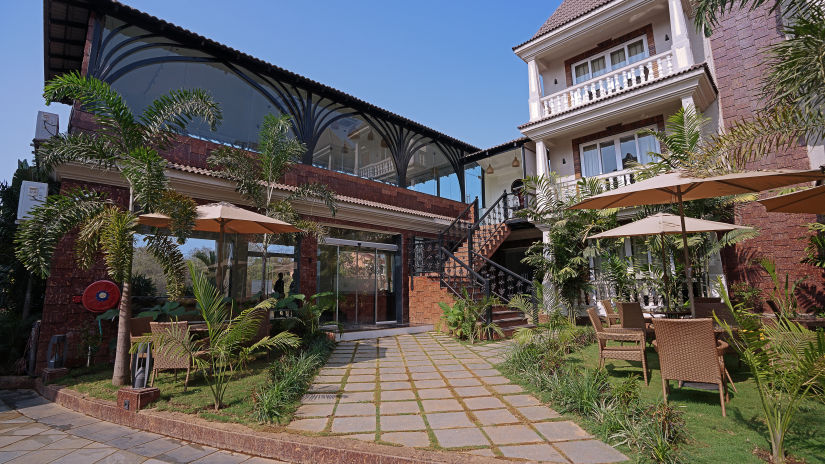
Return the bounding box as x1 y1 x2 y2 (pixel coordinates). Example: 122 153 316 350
438 292 502 343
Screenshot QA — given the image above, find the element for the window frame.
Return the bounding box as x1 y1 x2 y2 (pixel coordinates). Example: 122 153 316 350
571 35 650 85
578 125 659 177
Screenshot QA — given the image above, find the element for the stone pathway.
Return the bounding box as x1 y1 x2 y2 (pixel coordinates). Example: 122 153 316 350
0 390 286 464
289 332 627 463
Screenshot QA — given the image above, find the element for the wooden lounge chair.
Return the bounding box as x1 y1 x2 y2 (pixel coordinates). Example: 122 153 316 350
587 308 649 385
616 301 654 342
600 299 620 327
652 318 730 416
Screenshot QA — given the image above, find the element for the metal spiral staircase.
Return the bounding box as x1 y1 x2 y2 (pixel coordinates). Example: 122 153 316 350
410 191 536 338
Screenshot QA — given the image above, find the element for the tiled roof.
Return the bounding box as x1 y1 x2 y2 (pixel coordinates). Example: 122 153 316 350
463 137 531 163
518 63 715 130
514 0 616 50
168 163 455 221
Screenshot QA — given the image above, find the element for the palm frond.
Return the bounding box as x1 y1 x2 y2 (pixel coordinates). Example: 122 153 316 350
144 234 188 299
36 132 116 172
154 190 197 243
97 207 137 283
765 7 825 111
288 182 338 216
120 147 168 212
140 88 222 148
14 190 107 277
207 147 266 210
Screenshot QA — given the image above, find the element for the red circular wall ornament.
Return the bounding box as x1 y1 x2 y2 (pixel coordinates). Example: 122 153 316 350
82 280 121 313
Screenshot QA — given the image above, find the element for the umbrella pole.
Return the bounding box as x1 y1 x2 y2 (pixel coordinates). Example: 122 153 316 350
659 233 670 312
676 188 696 316
217 220 225 295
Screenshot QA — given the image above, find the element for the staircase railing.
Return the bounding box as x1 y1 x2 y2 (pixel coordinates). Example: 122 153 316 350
468 191 511 269
471 250 536 323
440 198 477 253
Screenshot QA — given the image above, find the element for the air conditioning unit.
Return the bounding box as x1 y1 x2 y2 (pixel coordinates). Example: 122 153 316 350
34 111 59 142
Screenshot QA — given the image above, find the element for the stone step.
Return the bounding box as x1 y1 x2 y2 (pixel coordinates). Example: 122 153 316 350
493 316 530 328
500 324 535 339
491 309 524 321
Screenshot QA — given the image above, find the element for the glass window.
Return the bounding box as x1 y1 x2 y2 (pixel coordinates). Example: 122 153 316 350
627 40 646 63
581 144 600 177
636 133 658 165
574 63 590 84
590 57 607 78
610 49 627 70
464 163 482 204
600 142 618 173
619 136 639 169
407 144 461 201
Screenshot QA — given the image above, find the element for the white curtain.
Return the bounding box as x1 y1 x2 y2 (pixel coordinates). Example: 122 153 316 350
581 145 601 177
637 134 658 165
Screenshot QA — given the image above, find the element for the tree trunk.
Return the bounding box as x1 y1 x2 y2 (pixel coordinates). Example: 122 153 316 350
21 275 33 322
111 278 132 386
261 233 268 300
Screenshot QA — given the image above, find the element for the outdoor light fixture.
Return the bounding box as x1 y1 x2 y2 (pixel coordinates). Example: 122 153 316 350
512 154 520 168
367 130 374 141
486 164 494 174
665 34 670 41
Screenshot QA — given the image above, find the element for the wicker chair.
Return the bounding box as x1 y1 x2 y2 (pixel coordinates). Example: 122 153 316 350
600 299 621 327
129 317 153 345
652 318 730 416
150 321 197 391
616 301 654 342
587 308 649 384
694 302 737 327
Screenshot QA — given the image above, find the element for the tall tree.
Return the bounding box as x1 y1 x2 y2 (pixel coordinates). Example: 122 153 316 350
207 114 336 298
15 72 221 385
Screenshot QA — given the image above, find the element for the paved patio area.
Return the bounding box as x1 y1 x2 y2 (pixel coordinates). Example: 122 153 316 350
0 390 285 464
289 332 627 463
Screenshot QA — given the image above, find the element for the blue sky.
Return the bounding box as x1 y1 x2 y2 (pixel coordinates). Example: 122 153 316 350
0 0 561 184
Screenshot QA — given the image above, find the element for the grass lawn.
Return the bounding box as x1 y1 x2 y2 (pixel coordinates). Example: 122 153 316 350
562 343 825 464
54 358 281 428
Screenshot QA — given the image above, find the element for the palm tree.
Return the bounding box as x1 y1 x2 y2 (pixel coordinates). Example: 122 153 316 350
207 114 336 298
15 72 221 385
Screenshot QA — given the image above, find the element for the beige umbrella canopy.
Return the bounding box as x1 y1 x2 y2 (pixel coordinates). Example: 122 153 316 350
759 184 825 214
589 212 752 310
139 202 301 292
570 169 825 314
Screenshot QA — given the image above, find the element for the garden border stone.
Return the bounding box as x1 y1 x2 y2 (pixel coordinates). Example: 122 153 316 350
31 381 501 464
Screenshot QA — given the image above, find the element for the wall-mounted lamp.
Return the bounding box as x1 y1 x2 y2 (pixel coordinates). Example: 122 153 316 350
511 154 520 168
486 164 495 174
665 34 670 41
562 158 566 165
554 78 558 85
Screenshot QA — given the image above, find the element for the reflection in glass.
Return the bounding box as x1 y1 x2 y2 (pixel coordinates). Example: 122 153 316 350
628 40 646 63
581 144 600 177
637 133 658 165
610 49 627 70
620 136 639 169
600 142 618 173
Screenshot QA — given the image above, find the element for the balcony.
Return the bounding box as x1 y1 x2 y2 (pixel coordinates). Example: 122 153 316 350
556 170 638 200
541 51 674 118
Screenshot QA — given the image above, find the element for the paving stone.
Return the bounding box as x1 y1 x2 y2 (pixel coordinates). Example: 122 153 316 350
379 414 425 432
463 396 506 410
471 369 500 377
294 403 335 418
378 368 405 375
420 399 462 412
379 390 414 401
380 381 412 391
490 384 524 394
96 449 146 464
413 379 445 389
451 386 489 397
0 436 26 448
106 431 162 449
379 402 420 415
479 376 510 385
128 438 185 457
424 412 474 429
5 448 72 464
380 431 430 447
243 457 290 464
41 436 93 449
349 368 375 375
517 405 561 421
482 424 543 445
299 393 337 404
50 446 117 464
432 428 489 448
314 376 344 383
502 394 541 407
441 370 474 379
410 372 441 380
416 388 453 400
534 421 592 442
343 382 375 392
464 448 496 457
338 392 375 403
555 439 629 463
472 408 519 426
407 365 436 373
38 412 98 429
499 443 568 462
346 375 375 383
446 377 481 387
437 364 466 372
378 374 408 382
155 442 217 463
341 433 375 442
307 384 340 394
334 402 376 416
5 424 50 435
191 450 249 464
287 417 328 433
330 416 376 434
1 434 63 451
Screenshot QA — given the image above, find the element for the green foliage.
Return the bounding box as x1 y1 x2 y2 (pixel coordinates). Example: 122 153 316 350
130 274 157 297
150 264 300 410
717 279 825 464
438 291 503 343
601 254 637 301
730 281 764 312
252 334 334 424
803 223 825 271
759 258 805 317
135 301 198 321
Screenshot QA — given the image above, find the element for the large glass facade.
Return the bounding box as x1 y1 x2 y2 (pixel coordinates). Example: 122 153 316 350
94 16 472 203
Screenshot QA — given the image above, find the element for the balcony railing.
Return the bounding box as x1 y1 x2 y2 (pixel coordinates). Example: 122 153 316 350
540 51 674 117
555 170 638 199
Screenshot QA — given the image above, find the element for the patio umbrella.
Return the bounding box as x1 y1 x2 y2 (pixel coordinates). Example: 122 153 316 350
759 184 825 214
570 169 825 315
589 212 752 311
139 202 301 292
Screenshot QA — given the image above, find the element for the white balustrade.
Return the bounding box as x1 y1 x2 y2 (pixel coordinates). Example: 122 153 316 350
539 51 674 117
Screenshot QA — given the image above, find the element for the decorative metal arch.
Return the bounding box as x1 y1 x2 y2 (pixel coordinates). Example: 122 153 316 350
363 114 432 187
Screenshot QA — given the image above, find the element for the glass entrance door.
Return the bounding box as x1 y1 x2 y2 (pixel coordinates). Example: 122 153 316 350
318 238 398 328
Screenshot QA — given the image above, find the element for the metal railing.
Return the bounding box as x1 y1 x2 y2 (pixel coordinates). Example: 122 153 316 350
472 251 536 323
440 198 477 253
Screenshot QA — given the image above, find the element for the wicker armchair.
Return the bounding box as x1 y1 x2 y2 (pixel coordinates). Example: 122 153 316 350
652 318 730 416
694 302 737 327
150 321 197 391
129 317 153 345
600 299 621 327
587 308 649 384
616 301 654 342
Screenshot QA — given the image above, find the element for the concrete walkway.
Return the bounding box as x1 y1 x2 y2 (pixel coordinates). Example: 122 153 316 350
0 390 286 464
289 332 627 463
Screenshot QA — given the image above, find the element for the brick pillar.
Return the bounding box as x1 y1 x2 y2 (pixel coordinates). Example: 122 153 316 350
299 236 318 297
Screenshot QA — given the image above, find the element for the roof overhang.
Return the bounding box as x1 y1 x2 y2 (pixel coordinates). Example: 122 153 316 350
53 163 453 234
519 64 717 141
44 0 92 83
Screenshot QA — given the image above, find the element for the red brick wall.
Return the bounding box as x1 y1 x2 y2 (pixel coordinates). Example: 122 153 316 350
711 5 824 311
409 275 454 327
564 25 656 87
571 115 665 178
36 180 130 373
